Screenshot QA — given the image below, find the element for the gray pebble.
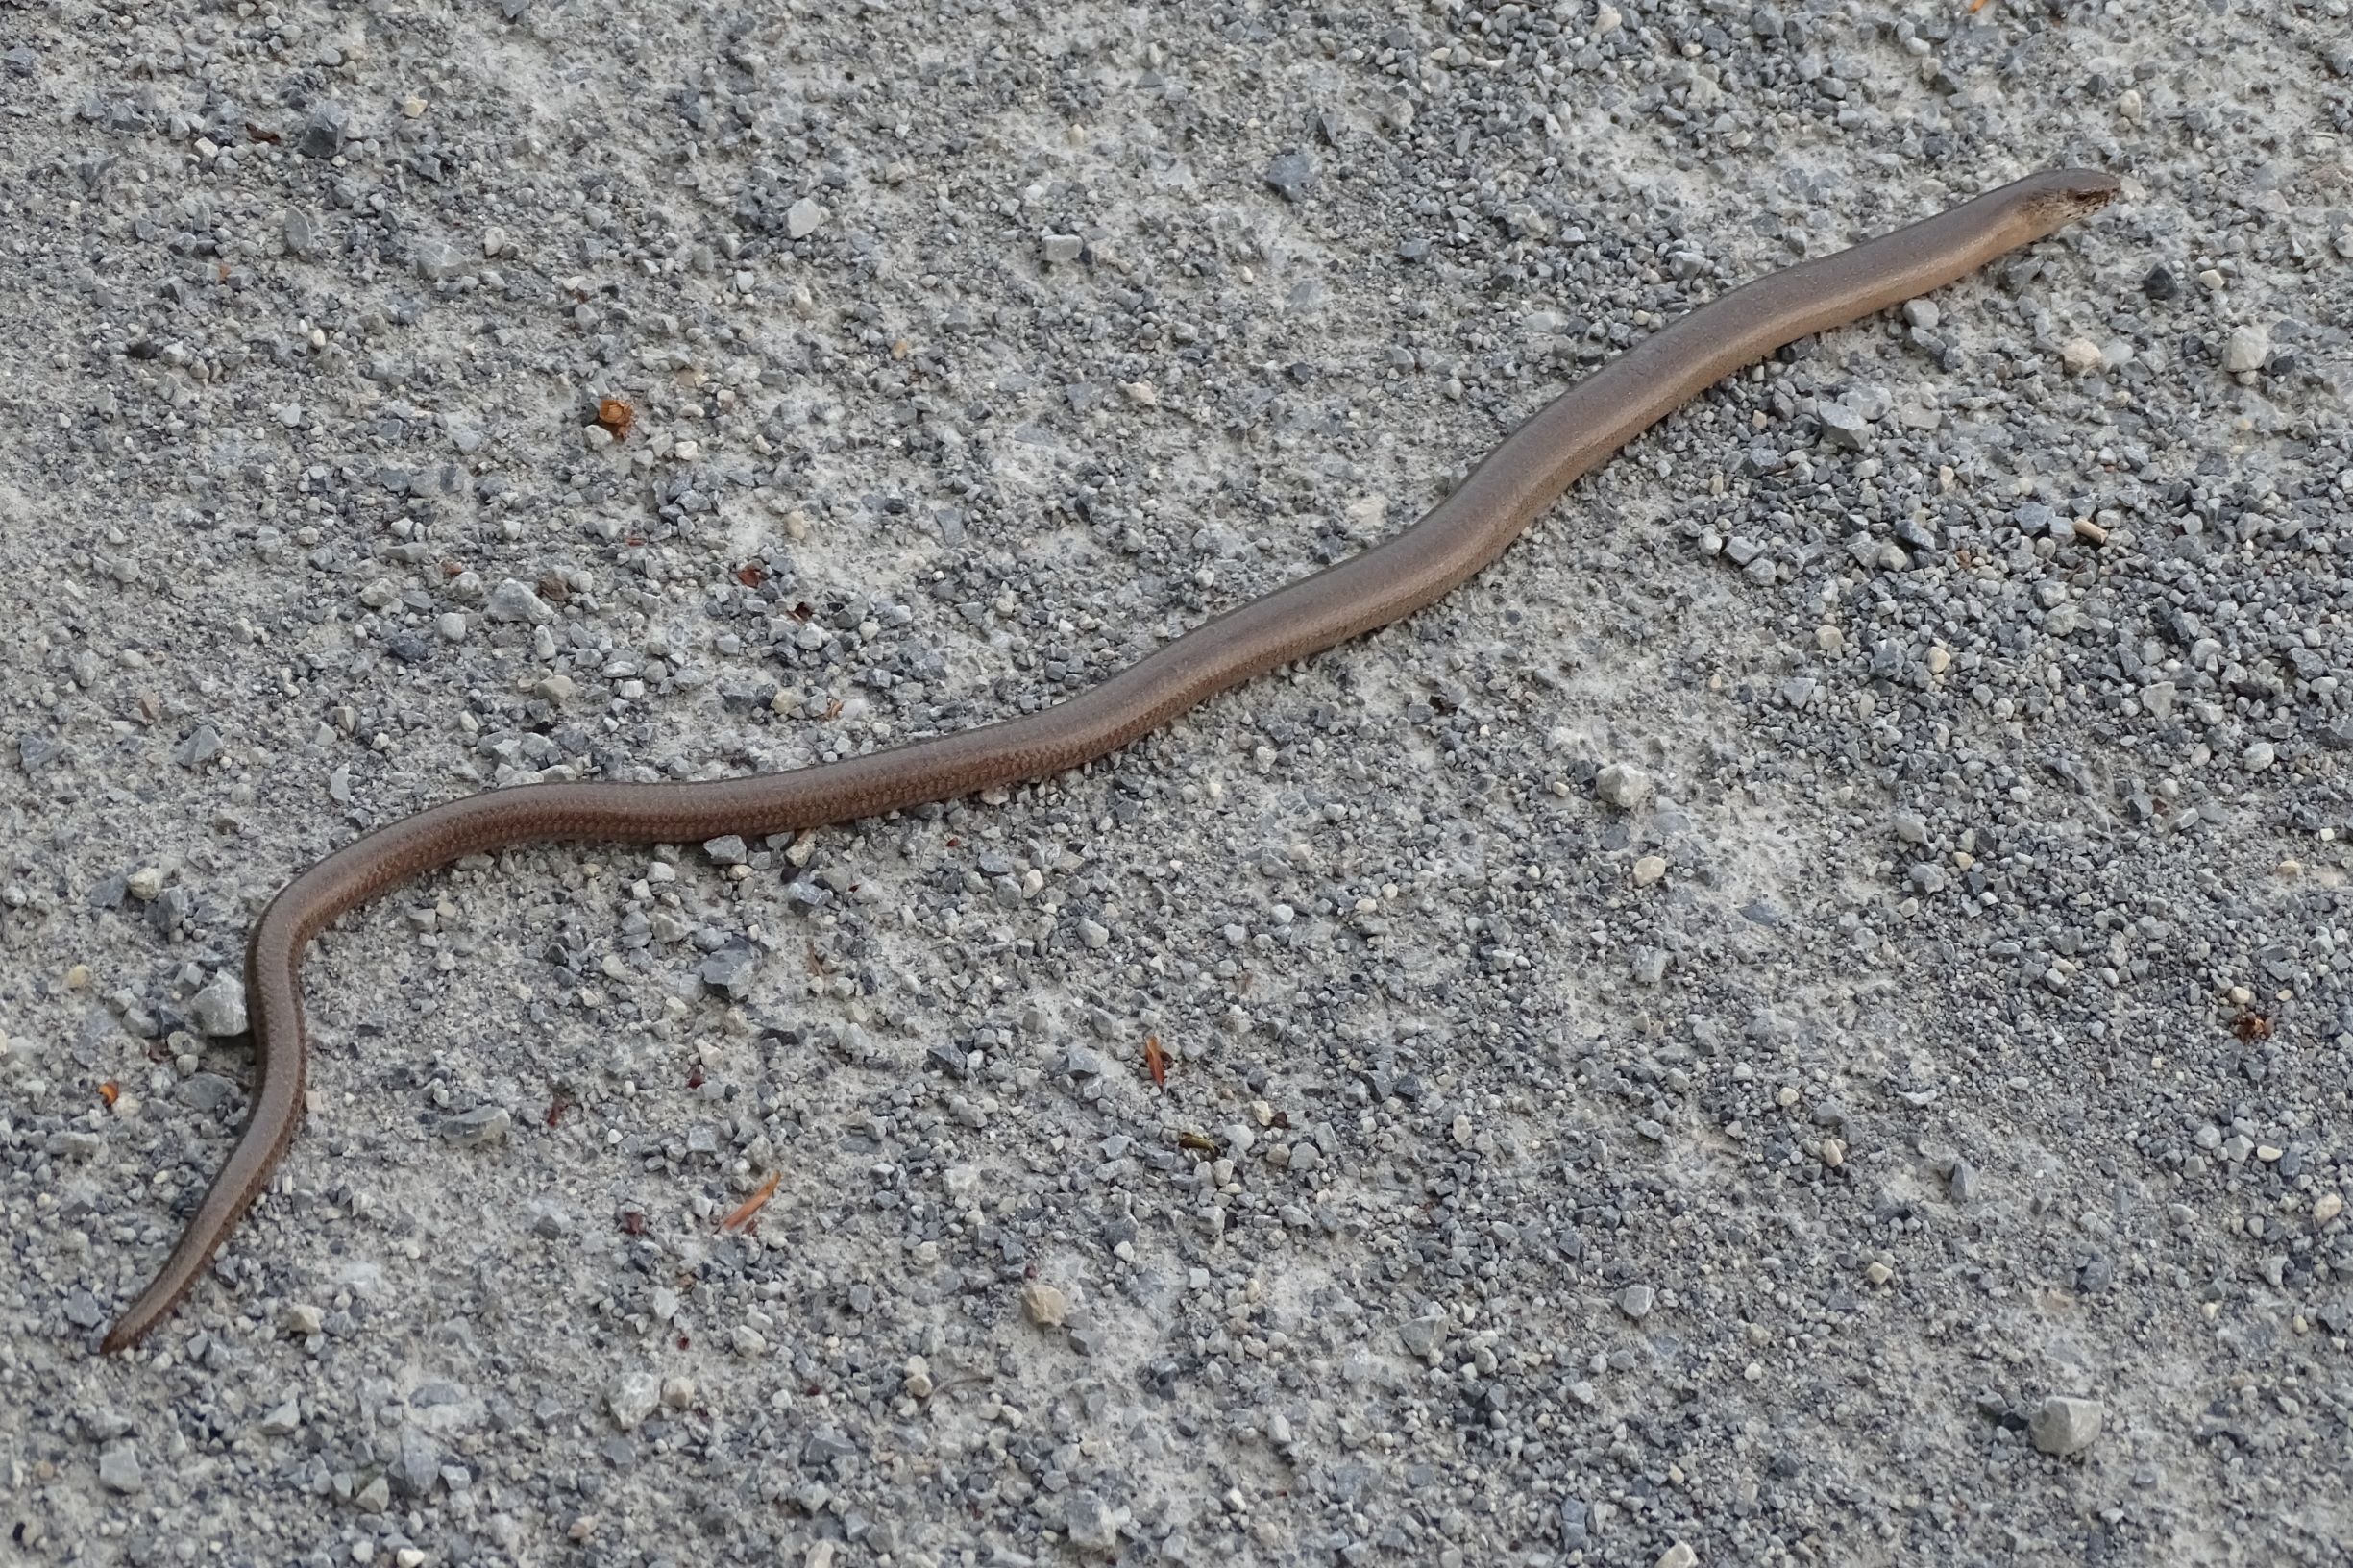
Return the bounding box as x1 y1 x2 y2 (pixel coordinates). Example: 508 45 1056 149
181 1072 240 1114
1559 1497 1590 1549
187 973 248 1036
97 1441 142 1494
2028 1395 2103 1456
485 578 556 625
390 1427 440 1496
699 943 760 997
785 197 827 239
174 723 222 770
1595 762 1653 810
1263 150 1314 202
439 1106 512 1147
1816 400 1869 452
2221 324 2268 374
1063 1490 1129 1550
605 1372 660 1431
298 101 348 159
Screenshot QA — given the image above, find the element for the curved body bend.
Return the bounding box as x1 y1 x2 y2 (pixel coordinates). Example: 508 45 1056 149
100 168 2118 1353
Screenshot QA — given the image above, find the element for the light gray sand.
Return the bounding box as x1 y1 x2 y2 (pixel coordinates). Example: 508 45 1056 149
3 1 2351 1563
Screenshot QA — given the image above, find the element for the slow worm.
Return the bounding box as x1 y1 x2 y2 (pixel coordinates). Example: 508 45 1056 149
101 167 2118 1353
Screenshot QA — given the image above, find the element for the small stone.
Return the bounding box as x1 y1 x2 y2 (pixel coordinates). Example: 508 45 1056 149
1263 150 1314 203
282 208 323 257
1631 855 1667 887
97 1441 143 1493
2221 324 2269 374
2243 741 2276 772
1614 1284 1655 1321
485 578 557 625
126 867 166 900
413 237 460 281
1844 383 1892 422
1656 1544 1698 1568
1815 400 1868 451
257 1398 302 1436
1020 1281 1070 1327
1398 1313 1446 1356
1063 1490 1129 1551
2059 338 2103 374
2142 682 2176 719
390 1427 440 1496
699 943 760 999
1892 811 1927 845
1041 233 1083 264
605 1372 660 1431
1595 762 1653 810
355 1475 392 1513
298 101 348 159
439 1106 512 1147
2314 1193 2343 1225
1865 1261 1894 1286
785 197 827 239
2029 1394 2103 1456
1559 1497 1591 1550
188 972 249 1036
282 1303 325 1336
175 723 223 769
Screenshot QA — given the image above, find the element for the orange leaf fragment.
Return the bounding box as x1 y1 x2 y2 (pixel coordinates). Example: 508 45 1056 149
722 1172 781 1234
98 1080 121 1108
1143 1033 1167 1089
597 398 636 439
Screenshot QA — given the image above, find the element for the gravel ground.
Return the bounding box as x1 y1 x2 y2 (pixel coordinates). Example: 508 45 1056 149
4 0 2352 1564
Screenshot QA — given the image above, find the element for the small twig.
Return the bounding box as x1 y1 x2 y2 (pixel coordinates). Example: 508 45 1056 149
720 1171 781 1233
